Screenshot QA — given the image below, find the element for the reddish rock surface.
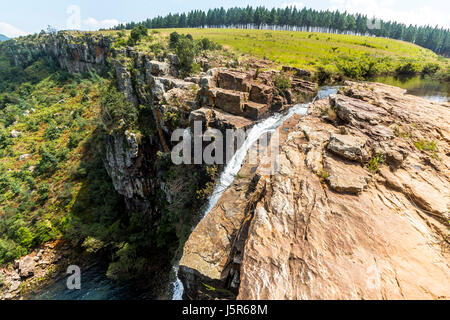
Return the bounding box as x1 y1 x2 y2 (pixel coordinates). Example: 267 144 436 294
179 81 450 300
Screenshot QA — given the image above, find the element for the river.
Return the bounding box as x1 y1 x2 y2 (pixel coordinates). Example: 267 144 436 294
371 75 449 102
28 77 448 300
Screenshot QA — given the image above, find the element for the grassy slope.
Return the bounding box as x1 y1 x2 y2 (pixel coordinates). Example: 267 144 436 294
0 56 126 266
111 28 447 72
92 28 449 81
170 29 442 67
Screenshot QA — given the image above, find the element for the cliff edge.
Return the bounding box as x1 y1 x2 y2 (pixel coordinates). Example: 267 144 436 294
180 81 450 299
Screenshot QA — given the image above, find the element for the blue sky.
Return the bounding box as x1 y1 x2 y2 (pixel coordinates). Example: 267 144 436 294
1 0 449 37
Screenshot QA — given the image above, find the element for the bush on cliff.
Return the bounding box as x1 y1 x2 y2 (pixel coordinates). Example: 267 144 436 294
168 32 221 75
169 31 180 48
174 36 199 75
100 84 138 131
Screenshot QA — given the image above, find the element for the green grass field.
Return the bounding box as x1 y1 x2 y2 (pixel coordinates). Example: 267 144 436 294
165 28 442 68
94 28 449 80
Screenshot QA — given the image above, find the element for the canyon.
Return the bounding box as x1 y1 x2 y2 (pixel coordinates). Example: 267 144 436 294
0 32 449 300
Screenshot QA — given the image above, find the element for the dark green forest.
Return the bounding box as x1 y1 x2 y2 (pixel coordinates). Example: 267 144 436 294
113 6 450 57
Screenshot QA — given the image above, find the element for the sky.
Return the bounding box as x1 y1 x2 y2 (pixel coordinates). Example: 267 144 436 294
0 0 449 38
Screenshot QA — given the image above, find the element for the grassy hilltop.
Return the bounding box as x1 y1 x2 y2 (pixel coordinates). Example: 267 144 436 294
95 28 449 81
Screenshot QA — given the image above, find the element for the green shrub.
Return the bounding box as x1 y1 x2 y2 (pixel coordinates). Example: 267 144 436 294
35 144 67 176
0 238 27 264
26 118 39 132
128 26 148 46
175 36 199 75
169 31 181 48
163 111 179 128
16 226 34 248
274 73 292 91
106 242 147 281
414 140 437 151
37 182 50 202
316 64 339 83
0 129 13 149
44 123 62 140
421 62 440 75
367 154 384 173
81 236 105 254
335 54 382 79
100 84 138 131
112 37 127 49
199 38 221 50
395 61 420 75
68 131 83 149
34 220 56 244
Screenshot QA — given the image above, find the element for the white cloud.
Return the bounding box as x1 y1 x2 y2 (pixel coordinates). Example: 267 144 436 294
282 2 305 9
329 0 450 28
82 18 119 31
0 22 28 38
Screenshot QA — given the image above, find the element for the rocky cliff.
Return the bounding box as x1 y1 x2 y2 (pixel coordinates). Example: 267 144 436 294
179 81 450 299
7 32 112 73
4 31 318 229
103 45 318 217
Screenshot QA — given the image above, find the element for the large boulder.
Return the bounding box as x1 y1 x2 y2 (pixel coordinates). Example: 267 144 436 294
327 133 369 162
249 83 273 104
204 88 248 116
323 154 369 194
330 93 389 124
18 256 35 278
281 66 311 78
146 60 170 76
216 70 252 92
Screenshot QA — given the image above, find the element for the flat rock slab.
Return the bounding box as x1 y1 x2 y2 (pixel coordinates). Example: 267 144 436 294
324 154 369 194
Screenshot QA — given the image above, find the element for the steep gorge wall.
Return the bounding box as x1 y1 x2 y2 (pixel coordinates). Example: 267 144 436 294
6 33 112 74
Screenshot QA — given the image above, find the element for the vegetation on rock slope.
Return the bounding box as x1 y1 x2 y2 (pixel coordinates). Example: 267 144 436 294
0 30 222 289
0 54 128 267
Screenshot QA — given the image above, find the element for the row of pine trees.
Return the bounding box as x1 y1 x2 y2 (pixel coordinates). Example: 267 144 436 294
112 6 450 57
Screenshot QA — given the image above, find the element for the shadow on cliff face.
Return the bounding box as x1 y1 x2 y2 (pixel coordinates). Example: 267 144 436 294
61 125 174 298
178 266 236 300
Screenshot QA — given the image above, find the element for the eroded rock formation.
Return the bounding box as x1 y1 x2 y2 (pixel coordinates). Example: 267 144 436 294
8 33 112 74
179 81 450 300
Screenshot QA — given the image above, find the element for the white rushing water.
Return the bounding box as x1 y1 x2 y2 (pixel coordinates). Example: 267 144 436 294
170 86 338 299
171 265 184 300
203 86 339 217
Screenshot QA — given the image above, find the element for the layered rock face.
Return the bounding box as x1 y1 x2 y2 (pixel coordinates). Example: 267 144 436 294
8 33 112 74
198 68 318 121
107 49 318 213
179 81 450 300
6 33 319 219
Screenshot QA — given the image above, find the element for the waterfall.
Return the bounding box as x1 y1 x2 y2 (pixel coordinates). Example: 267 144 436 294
169 86 339 299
